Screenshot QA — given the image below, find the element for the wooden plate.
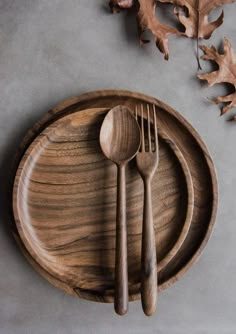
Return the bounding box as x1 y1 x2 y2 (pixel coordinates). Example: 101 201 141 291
13 107 193 302
11 90 217 302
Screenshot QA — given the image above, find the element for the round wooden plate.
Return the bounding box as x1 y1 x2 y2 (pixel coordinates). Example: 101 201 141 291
13 107 193 302
11 90 217 303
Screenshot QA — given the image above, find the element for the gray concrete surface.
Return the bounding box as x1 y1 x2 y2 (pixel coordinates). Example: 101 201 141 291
0 1 236 333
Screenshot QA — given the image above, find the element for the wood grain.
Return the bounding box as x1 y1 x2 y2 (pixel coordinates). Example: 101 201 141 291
13 105 194 302
11 89 217 303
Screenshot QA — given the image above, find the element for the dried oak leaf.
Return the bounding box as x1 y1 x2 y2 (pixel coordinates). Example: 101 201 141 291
109 0 234 62
109 0 180 59
136 0 180 60
159 0 235 39
198 38 236 120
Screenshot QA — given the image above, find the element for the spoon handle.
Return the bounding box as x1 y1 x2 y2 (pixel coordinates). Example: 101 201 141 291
141 178 157 316
114 164 128 315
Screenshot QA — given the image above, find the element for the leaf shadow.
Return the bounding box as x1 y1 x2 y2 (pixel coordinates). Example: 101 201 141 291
156 2 184 32
99 1 153 55
99 3 111 14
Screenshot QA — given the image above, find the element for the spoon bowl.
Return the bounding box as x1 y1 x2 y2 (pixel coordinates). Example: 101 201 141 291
100 105 141 165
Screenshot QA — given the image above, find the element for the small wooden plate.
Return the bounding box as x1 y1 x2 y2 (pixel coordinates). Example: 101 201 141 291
13 107 193 302
11 90 217 303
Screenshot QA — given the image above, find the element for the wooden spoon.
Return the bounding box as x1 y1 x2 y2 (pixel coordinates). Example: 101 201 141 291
100 105 141 315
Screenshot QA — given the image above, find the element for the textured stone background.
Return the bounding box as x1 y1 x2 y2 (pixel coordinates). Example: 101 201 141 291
0 1 236 333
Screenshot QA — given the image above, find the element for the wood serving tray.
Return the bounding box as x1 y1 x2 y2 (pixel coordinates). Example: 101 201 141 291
11 90 218 303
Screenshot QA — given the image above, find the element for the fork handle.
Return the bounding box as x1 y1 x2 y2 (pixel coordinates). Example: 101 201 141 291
115 164 128 315
141 178 158 316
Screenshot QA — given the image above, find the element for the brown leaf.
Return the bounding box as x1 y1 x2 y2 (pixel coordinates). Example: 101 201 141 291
160 0 234 68
109 0 234 62
137 0 180 59
198 38 236 117
159 0 234 39
109 0 180 59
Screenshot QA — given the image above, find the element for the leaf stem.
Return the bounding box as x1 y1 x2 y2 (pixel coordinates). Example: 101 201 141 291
196 0 202 70
197 36 202 70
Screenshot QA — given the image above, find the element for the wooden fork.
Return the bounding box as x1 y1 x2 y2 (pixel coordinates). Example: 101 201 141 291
135 104 159 316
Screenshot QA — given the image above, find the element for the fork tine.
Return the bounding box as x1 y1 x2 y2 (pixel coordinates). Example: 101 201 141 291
135 105 138 120
147 104 151 152
153 104 158 152
141 104 145 152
